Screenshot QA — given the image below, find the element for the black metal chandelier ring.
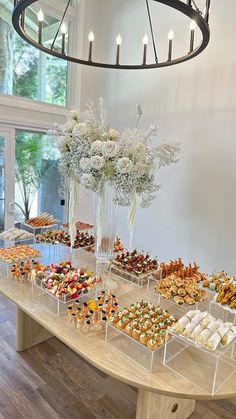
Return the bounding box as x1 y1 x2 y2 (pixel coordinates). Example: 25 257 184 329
12 0 211 70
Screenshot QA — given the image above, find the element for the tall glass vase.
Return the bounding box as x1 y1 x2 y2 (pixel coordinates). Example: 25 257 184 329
94 182 117 281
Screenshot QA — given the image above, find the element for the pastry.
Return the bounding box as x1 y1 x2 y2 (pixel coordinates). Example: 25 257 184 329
173 310 200 333
155 273 207 306
110 301 177 350
0 245 40 264
221 325 236 346
182 312 208 337
26 212 57 227
173 311 236 351
206 323 231 350
174 296 184 305
0 228 35 241
215 282 236 309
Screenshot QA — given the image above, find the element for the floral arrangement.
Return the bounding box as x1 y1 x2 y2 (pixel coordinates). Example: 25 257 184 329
53 99 180 209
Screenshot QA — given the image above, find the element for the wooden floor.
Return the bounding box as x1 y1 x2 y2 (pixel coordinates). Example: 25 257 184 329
0 294 236 419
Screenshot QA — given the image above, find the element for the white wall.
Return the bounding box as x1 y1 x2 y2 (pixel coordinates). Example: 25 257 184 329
78 0 236 275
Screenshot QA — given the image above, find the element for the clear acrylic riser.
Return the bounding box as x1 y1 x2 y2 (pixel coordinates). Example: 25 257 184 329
106 275 150 303
30 280 104 316
21 223 59 234
163 332 236 395
148 276 212 317
106 322 164 372
0 256 42 278
110 264 162 287
61 224 94 234
33 243 92 266
0 237 36 249
209 299 236 324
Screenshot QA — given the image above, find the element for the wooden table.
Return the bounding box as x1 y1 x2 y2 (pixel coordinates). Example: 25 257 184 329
0 269 236 419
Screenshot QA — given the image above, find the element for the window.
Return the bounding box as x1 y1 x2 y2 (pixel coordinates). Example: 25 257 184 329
15 130 63 223
0 0 68 106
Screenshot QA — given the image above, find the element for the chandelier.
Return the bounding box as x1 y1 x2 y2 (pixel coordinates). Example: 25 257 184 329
12 0 211 70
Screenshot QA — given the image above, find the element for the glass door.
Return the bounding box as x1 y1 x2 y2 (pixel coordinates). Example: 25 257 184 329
0 128 15 232
15 129 63 224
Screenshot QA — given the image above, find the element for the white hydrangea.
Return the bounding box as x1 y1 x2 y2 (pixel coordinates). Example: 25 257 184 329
80 157 91 171
132 143 146 158
81 173 95 189
134 161 148 176
58 136 73 153
68 109 79 121
101 132 107 139
102 141 120 158
109 128 120 140
90 155 105 170
63 119 77 132
91 140 103 155
73 122 87 136
117 157 133 174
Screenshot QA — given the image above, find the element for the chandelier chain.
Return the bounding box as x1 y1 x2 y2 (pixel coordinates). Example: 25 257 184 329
51 0 71 51
145 0 158 63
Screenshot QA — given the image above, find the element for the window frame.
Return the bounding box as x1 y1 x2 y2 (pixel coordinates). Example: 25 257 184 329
0 0 80 111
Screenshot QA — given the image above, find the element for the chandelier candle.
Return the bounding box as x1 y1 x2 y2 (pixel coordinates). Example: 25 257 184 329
61 23 67 55
142 34 148 66
37 9 44 45
116 35 122 66
168 30 174 61
189 20 196 53
88 31 94 62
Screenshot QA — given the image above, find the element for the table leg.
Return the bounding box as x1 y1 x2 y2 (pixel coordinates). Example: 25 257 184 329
16 307 54 351
136 389 195 419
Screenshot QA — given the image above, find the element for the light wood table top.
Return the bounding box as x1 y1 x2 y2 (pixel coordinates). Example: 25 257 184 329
0 273 236 401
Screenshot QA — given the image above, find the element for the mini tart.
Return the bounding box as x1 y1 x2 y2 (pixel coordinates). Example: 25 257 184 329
109 315 119 325
140 333 149 345
116 319 125 329
151 316 159 324
151 324 160 333
154 334 165 346
128 312 136 320
141 323 149 332
132 328 142 340
122 315 130 325
121 308 130 315
146 329 154 338
124 323 133 335
130 319 139 328
159 329 169 342
147 338 159 350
